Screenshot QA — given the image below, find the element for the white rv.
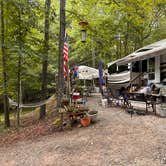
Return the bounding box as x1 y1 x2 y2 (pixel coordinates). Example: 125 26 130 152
117 39 166 85
107 39 166 96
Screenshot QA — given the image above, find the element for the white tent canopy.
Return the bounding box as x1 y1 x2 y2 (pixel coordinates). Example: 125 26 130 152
78 65 99 80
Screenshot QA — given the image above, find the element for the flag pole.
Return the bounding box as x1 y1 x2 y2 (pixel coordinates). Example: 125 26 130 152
67 64 71 97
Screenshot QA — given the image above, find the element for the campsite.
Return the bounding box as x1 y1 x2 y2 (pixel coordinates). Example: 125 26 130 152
0 94 166 165
0 0 166 166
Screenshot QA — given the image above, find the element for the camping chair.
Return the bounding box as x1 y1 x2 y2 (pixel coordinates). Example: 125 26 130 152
106 91 124 107
120 94 132 108
145 94 157 114
119 87 132 108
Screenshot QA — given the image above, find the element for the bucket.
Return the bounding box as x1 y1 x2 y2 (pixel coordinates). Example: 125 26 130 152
88 110 98 122
160 103 166 117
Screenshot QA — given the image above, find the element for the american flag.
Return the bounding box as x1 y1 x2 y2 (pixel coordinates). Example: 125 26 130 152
63 35 68 78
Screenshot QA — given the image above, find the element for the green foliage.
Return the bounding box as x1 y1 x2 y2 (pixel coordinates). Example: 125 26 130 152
0 0 166 101
66 0 166 67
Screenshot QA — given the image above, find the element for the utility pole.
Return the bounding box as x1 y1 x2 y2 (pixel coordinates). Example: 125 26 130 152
118 32 122 58
91 39 95 88
91 39 95 68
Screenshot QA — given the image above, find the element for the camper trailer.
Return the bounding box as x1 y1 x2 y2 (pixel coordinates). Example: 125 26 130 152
107 39 166 97
116 39 166 86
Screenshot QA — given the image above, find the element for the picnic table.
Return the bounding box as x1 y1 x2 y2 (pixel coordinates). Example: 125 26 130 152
127 92 160 114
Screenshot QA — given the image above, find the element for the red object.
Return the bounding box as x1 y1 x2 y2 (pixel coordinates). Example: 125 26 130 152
63 35 68 78
72 93 80 101
79 21 88 26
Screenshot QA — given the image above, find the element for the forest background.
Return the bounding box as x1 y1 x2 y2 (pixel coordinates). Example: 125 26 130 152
0 0 166 126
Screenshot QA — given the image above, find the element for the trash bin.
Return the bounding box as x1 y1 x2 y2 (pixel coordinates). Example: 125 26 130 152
160 103 166 117
160 96 166 117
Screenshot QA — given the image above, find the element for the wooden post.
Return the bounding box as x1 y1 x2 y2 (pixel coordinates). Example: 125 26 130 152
60 112 63 131
59 108 65 131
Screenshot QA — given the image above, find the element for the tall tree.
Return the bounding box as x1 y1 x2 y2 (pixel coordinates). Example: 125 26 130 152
57 0 66 107
16 1 23 127
1 1 10 127
40 0 51 119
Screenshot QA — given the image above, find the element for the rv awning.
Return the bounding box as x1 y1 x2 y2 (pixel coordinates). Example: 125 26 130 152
117 39 166 66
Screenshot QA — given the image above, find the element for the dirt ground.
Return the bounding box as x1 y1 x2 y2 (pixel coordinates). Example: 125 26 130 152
0 93 166 166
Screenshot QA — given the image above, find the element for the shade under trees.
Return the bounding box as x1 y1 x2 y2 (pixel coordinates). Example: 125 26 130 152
0 0 165 127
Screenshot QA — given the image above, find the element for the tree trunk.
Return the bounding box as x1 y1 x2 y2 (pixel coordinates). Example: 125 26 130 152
57 0 66 108
17 49 21 127
16 5 22 127
40 0 51 119
1 1 10 128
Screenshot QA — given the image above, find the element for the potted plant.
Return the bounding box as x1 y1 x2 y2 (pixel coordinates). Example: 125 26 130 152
66 105 75 112
80 114 91 127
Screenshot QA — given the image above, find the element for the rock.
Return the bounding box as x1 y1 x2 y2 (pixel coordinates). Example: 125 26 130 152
161 158 166 164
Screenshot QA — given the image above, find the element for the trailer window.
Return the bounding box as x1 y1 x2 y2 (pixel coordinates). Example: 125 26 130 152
108 64 117 74
142 60 147 72
132 61 140 72
148 58 155 80
118 65 128 73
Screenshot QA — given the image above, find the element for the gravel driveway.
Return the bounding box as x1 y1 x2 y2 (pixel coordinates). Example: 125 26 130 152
0 93 166 166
